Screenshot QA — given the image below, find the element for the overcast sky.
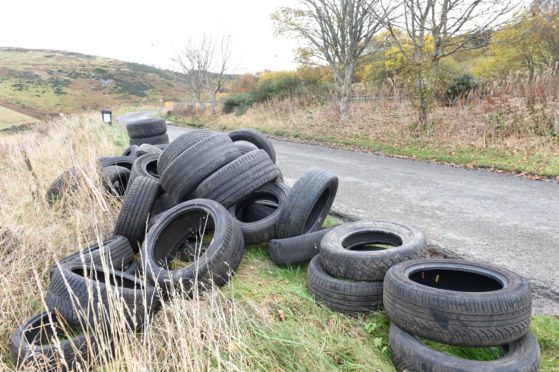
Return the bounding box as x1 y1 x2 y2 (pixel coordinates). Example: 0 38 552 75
0 0 301 73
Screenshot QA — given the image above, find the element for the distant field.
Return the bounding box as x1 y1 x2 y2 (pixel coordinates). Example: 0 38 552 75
0 105 36 129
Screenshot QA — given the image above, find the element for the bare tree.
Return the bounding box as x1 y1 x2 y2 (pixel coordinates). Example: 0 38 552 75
174 34 233 114
381 0 520 125
273 0 384 120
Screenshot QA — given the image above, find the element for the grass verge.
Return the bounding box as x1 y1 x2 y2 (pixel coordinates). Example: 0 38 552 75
0 105 37 130
0 113 557 370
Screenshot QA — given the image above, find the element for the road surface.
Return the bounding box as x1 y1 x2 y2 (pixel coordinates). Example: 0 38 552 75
120 112 559 314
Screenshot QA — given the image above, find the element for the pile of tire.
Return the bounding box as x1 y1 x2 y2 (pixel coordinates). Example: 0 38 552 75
126 117 169 146
15 128 342 370
384 259 541 371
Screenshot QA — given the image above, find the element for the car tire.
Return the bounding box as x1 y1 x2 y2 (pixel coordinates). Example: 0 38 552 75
389 323 540 372
320 221 426 281
383 259 533 347
307 255 383 313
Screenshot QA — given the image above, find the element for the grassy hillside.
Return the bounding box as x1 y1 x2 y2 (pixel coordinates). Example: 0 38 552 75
0 47 189 117
0 114 557 370
0 105 36 130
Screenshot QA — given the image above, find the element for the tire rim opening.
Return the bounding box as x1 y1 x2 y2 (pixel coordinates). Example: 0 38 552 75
421 338 505 361
24 313 82 345
342 231 403 251
145 159 159 178
235 194 279 223
72 268 143 290
304 187 331 232
153 210 214 270
409 269 504 292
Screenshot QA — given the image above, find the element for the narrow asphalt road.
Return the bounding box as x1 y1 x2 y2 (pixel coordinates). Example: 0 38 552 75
120 113 559 314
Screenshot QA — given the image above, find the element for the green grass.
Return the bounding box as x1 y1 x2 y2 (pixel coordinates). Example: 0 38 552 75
170 116 559 178
226 243 559 371
0 105 36 129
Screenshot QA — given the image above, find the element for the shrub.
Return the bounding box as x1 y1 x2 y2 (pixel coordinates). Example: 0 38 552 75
222 93 255 114
445 73 477 104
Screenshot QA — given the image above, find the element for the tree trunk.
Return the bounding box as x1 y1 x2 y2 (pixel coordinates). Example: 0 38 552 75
416 69 429 127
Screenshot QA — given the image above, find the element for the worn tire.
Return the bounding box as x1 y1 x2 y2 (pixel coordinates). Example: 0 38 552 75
384 259 533 347
229 182 289 246
11 311 95 371
157 129 211 175
142 199 244 293
307 255 383 313
160 134 241 203
276 168 338 239
100 165 130 196
136 143 162 156
129 133 169 146
54 236 134 273
46 264 159 330
320 221 426 281
269 225 340 265
45 167 81 205
128 154 159 186
194 150 280 208
151 193 177 216
114 176 160 250
389 323 540 372
229 128 276 163
98 156 135 170
126 118 167 138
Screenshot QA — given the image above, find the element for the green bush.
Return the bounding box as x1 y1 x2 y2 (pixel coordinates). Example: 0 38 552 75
253 75 301 102
222 93 255 114
445 74 477 104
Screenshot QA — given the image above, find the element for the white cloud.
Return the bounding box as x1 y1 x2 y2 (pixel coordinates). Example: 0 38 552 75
0 0 301 73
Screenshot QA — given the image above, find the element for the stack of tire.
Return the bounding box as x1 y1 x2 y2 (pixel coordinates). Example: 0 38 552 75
15 128 343 370
126 117 169 146
302 221 427 313
384 259 541 371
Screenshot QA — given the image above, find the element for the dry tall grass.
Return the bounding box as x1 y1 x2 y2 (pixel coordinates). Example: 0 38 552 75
0 114 259 371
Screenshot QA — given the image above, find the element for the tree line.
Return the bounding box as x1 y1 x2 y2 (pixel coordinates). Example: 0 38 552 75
174 0 558 126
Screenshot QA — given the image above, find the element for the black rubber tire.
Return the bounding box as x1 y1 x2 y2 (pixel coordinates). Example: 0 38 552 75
129 133 169 146
320 221 427 281
229 128 276 163
142 199 244 293
383 259 533 347
121 145 138 157
240 200 278 222
269 225 340 265
229 182 289 246
126 118 167 138
157 129 211 175
151 193 177 216
45 167 81 205
128 154 159 186
160 134 241 203
276 168 338 239
100 165 130 196
98 156 135 170
389 323 540 372
11 311 94 370
114 176 160 250
54 236 134 273
46 264 159 330
307 255 383 313
194 150 280 208
136 143 162 156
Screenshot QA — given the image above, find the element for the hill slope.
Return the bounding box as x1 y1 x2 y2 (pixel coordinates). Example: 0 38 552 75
0 47 189 117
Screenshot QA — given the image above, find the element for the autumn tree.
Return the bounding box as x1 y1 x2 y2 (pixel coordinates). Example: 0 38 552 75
174 34 233 113
381 0 520 125
273 0 384 120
